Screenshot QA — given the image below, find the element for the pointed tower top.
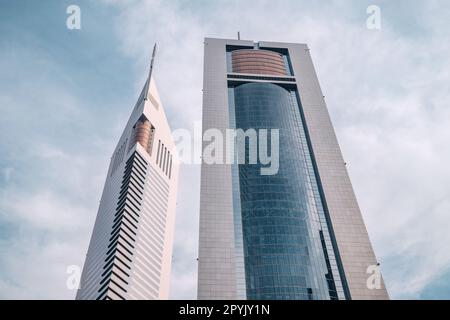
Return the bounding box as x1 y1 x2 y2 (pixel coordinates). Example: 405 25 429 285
144 43 157 101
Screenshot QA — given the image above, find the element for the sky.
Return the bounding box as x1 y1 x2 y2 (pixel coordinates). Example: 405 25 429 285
0 0 449 299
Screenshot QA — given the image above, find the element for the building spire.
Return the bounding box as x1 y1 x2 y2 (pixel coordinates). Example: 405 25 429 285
144 43 157 101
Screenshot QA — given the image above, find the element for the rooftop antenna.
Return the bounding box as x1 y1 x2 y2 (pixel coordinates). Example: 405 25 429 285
144 43 157 101
237 31 240 40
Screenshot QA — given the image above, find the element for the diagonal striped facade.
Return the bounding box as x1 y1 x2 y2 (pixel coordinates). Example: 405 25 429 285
76 50 179 300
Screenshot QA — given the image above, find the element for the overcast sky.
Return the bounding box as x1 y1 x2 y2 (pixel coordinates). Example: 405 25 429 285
0 0 449 299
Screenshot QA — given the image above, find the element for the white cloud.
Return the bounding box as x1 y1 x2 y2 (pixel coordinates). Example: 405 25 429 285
0 190 87 231
0 144 107 298
0 233 85 299
2 167 14 183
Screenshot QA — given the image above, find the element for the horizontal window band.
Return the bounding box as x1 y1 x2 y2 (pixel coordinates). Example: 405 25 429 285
117 233 136 249
109 279 128 294
120 221 137 236
112 253 133 271
127 150 148 164
121 214 139 230
116 193 142 211
108 234 135 254
119 190 143 208
107 233 121 250
113 207 139 224
106 285 126 300
125 153 138 165
119 183 144 201
121 172 146 190
227 73 296 82
101 261 115 277
117 199 141 215
102 260 131 282
121 205 141 219
105 235 135 257
98 281 127 300
100 269 127 289
233 64 286 70
129 170 146 185
115 238 135 256
117 185 142 203
116 201 141 217
116 197 128 207
123 205 141 217
123 160 147 178
97 280 111 295
134 152 149 167
127 178 145 193
115 247 134 263
96 290 107 300
126 155 148 172
105 239 133 260
111 227 136 246
122 169 146 187
104 247 133 265
110 270 129 287
124 154 146 169
127 165 147 180
111 219 137 236
110 224 133 242
131 159 148 175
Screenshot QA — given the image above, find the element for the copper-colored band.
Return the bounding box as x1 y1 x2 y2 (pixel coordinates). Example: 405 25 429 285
231 49 287 76
134 119 152 149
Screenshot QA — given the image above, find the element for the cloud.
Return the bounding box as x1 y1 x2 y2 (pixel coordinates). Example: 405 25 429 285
0 142 104 298
2 168 14 183
0 230 84 299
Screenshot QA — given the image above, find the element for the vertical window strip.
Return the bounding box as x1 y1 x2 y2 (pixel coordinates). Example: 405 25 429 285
156 140 161 165
159 144 164 168
163 147 167 172
168 155 173 179
165 151 170 175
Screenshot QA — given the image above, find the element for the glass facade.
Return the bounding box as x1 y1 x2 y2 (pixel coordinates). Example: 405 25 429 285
228 87 247 299
282 54 293 76
228 82 345 300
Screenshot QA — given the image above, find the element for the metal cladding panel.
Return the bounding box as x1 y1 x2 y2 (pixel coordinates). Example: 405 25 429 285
198 38 253 299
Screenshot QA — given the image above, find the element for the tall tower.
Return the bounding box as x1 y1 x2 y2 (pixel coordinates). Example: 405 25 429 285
198 38 388 300
77 45 179 300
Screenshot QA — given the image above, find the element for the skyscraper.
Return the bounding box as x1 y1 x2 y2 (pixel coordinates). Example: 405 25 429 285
77 46 179 300
198 38 388 300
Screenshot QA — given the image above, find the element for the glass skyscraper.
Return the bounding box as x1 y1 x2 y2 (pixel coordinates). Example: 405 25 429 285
198 38 389 300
